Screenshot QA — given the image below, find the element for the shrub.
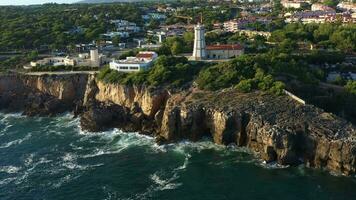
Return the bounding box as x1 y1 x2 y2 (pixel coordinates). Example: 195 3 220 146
269 81 285 95
345 81 356 95
235 79 253 93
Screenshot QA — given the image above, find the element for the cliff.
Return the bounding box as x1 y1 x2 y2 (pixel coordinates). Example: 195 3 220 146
0 74 355 175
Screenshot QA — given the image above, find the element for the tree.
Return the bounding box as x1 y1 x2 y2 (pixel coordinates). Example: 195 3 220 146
269 81 285 95
345 81 356 95
171 41 184 55
112 35 121 47
147 19 160 30
323 0 339 7
235 79 253 93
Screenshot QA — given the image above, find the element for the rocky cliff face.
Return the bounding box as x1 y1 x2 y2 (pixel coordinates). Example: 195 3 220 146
0 74 88 115
0 74 355 175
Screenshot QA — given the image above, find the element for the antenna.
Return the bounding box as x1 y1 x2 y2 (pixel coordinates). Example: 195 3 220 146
200 13 203 24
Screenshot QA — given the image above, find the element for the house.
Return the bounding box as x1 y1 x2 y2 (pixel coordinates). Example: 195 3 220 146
337 2 356 12
311 3 334 12
101 32 129 39
28 49 108 68
286 10 356 23
206 44 244 60
223 17 271 33
281 0 309 9
142 13 167 21
110 20 141 33
109 51 158 72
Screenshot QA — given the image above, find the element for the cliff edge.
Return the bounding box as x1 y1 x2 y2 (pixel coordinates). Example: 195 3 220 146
0 73 355 175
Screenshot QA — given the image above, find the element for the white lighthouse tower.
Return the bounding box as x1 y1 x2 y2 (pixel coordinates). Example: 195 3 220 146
90 48 100 67
191 23 207 61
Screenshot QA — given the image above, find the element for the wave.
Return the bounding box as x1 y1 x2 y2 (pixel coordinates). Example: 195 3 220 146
0 112 25 119
79 129 164 159
0 133 32 149
150 172 182 191
259 161 290 169
0 177 17 186
0 165 22 174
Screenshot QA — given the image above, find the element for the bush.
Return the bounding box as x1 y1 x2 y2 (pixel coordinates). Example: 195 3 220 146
345 81 356 95
235 79 253 93
269 81 285 95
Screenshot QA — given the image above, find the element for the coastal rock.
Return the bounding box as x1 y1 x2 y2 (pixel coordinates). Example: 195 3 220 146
0 74 355 175
80 103 128 132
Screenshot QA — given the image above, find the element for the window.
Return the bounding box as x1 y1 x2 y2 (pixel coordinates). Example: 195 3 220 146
130 67 139 70
120 66 129 70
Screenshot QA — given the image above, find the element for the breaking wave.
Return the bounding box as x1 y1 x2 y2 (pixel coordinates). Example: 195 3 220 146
0 133 32 149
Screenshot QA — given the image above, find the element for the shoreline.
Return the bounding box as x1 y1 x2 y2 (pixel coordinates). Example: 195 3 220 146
0 73 355 176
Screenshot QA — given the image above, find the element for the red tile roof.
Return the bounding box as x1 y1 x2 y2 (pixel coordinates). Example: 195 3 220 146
136 53 154 59
206 44 243 50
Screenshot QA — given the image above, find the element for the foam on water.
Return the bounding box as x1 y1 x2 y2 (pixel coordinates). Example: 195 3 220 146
0 165 22 174
1 112 355 200
259 160 290 169
150 172 182 191
0 133 32 149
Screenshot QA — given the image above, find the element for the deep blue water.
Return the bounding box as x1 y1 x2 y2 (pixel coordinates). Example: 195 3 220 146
0 113 356 200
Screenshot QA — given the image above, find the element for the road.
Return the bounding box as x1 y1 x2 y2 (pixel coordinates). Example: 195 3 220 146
25 71 98 76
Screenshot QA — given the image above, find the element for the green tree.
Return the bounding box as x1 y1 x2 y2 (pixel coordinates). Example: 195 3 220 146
112 35 121 47
235 79 253 93
345 81 356 95
171 41 184 55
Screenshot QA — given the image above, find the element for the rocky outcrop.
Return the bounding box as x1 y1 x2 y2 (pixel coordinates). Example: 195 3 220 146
0 74 89 115
154 90 356 175
95 81 168 118
0 74 355 175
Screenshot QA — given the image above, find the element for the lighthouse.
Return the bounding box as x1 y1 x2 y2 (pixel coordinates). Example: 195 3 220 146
90 48 100 67
191 23 207 61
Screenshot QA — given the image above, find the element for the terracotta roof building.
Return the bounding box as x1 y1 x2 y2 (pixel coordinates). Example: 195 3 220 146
206 44 244 60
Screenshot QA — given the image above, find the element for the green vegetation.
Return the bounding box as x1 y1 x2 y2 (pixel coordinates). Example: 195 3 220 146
345 81 356 95
165 4 234 29
0 4 143 51
158 32 195 55
98 56 204 88
196 56 285 95
30 65 98 72
269 23 356 52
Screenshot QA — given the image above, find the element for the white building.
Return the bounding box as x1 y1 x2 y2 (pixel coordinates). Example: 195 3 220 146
101 31 129 39
191 24 207 61
281 0 309 9
142 13 167 21
337 2 356 12
206 44 244 60
29 49 107 68
311 3 334 12
110 20 141 33
109 51 158 72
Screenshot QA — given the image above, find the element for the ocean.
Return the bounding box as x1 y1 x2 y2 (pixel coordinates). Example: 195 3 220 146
0 112 355 200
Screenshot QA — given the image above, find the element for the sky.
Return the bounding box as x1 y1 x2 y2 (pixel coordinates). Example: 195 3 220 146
0 0 76 5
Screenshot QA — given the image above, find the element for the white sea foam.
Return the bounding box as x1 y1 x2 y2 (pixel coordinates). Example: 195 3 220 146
80 129 161 158
150 172 182 191
0 112 25 119
0 165 22 174
259 161 290 169
0 177 17 186
175 153 191 171
0 133 32 149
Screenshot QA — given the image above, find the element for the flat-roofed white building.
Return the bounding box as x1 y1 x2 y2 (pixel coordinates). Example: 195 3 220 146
109 51 158 72
281 0 309 9
28 49 108 68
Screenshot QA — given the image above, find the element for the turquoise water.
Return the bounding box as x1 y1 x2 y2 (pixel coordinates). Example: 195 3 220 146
0 113 355 200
